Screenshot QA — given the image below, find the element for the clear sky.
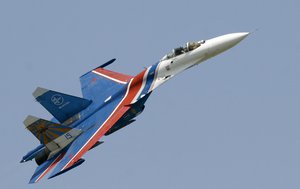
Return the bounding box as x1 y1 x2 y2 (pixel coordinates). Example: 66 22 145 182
0 0 299 188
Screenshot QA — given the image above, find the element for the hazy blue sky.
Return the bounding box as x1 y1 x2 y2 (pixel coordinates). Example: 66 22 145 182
1 0 299 188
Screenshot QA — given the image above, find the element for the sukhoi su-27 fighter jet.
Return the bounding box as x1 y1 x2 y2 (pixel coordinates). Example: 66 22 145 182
21 32 249 183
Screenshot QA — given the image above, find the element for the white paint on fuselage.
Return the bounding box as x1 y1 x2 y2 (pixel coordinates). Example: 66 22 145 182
150 41 209 91
150 32 249 91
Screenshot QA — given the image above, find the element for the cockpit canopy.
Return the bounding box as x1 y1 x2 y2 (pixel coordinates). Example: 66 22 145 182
161 40 205 61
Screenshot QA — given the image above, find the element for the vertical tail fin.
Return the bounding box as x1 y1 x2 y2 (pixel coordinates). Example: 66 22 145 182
33 87 92 123
24 115 82 153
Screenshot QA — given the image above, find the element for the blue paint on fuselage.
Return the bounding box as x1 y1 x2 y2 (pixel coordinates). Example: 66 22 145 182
136 62 159 101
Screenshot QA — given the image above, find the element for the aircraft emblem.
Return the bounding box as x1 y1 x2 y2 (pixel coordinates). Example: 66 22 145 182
51 94 64 106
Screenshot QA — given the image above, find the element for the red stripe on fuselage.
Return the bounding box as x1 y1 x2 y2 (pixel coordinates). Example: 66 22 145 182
62 69 147 171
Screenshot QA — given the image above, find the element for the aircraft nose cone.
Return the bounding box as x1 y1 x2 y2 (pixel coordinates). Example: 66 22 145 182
226 32 249 47
205 32 249 58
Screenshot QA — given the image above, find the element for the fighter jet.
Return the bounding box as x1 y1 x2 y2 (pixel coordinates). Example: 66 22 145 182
21 32 249 183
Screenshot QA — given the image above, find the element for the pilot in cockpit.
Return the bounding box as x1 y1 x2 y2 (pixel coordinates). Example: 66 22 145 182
161 40 205 61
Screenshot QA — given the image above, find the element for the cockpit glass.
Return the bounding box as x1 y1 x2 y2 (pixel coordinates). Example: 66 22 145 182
161 40 205 61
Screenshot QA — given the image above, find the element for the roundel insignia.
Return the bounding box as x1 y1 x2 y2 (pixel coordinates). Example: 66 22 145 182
51 94 64 106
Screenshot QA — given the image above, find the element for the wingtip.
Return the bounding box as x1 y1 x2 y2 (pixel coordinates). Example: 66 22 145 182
28 180 36 184
33 87 49 98
98 58 117 68
48 158 85 180
80 58 117 78
28 175 39 184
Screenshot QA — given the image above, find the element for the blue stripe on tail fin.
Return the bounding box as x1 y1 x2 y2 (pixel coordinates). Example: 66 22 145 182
33 87 92 123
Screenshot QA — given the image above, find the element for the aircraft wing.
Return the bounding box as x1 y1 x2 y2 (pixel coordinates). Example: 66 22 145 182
79 59 133 105
29 152 65 183
49 70 146 179
23 115 82 159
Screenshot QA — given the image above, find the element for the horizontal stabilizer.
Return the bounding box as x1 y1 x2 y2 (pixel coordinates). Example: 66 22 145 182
24 115 82 153
29 152 65 184
33 87 92 123
88 141 104 151
48 158 85 179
